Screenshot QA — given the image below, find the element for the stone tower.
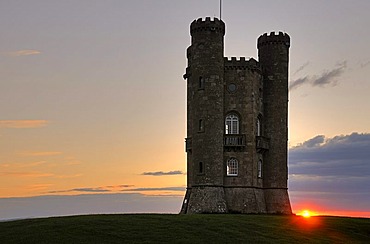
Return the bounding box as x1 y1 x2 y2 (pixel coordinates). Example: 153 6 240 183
181 17 292 214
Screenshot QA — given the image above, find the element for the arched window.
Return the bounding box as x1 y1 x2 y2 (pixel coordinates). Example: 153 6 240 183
225 114 239 134
227 158 238 176
199 76 204 89
199 162 204 174
198 119 204 132
256 118 261 136
258 160 262 178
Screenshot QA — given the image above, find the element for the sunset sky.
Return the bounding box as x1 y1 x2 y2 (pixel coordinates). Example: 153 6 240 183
1 0 369 220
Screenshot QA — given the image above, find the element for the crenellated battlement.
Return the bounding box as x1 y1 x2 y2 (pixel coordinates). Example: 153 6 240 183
257 32 290 48
190 17 225 35
224 57 260 71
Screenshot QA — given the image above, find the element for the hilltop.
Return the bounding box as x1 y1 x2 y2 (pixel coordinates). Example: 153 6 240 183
0 214 369 243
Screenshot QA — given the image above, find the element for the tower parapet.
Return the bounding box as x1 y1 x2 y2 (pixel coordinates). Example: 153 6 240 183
190 17 225 35
224 57 260 72
257 32 290 49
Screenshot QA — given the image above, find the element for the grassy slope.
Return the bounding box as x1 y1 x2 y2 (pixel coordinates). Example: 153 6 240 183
0 214 369 243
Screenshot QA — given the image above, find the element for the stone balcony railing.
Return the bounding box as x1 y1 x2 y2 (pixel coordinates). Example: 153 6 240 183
256 136 269 152
224 134 246 147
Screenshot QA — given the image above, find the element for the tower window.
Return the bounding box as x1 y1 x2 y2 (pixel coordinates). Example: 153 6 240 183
227 158 238 176
257 117 261 136
199 76 204 89
258 160 262 178
198 119 204 132
225 114 239 134
199 162 204 174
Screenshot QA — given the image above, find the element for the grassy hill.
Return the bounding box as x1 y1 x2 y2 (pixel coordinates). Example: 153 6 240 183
1 214 369 243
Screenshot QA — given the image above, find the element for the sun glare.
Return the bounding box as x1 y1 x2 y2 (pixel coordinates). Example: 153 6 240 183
302 210 311 218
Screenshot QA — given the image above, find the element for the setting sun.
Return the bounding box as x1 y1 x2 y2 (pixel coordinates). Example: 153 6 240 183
302 210 311 218
297 210 315 218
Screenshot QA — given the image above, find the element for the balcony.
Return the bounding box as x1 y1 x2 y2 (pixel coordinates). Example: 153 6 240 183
256 136 269 152
185 138 192 152
224 134 246 147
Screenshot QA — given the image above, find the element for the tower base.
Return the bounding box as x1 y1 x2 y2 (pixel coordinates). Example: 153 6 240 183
181 186 292 214
180 186 227 214
224 187 267 213
264 188 292 214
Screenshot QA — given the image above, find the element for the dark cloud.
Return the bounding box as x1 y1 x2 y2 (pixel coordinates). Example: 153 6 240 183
288 133 370 212
289 61 347 90
141 170 184 176
122 187 186 192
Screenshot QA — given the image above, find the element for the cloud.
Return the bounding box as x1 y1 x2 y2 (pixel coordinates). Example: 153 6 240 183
289 76 309 90
47 184 134 194
0 120 49 128
293 62 309 75
141 170 184 176
289 61 347 90
312 61 347 87
288 132 370 212
73 188 110 193
359 60 370 68
122 187 186 192
20 151 62 157
296 135 325 148
0 161 48 169
55 174 83 179
0 171 54 178
8 49 41 57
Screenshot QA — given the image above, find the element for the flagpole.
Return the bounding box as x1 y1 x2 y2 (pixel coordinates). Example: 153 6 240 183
219 0 222 20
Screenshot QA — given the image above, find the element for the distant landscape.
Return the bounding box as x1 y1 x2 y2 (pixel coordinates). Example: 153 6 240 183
1 214 369 243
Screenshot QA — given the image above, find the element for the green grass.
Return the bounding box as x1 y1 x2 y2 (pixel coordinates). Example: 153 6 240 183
1 214 369 243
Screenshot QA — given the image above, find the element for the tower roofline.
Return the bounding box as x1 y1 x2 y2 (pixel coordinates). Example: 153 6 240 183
224 57 261 72
190 17 225 35
257 32 290 48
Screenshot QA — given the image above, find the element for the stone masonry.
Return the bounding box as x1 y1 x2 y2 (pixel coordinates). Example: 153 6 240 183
181 17 292 214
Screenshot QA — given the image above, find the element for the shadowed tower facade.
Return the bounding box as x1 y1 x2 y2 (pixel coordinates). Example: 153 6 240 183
181 17 292 214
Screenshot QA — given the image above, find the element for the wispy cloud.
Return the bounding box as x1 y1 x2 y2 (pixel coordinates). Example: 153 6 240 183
359 59 370 68
27 184 53 191
55 174 83 179
122 187 186 192
289 61 347 90
312 61 347 86
141 170 184 176
20 151 62 157
8 49 41 57
0 171 54 178
293 61 309 75
0 120 49 128
289 76 310 90
0 161 48 169
46 184 134 194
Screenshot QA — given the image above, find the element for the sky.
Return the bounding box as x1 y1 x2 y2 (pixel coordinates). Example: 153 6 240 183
1 0 369 220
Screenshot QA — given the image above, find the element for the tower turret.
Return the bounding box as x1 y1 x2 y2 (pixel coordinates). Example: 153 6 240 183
258 32 292 214
181 17 227 213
